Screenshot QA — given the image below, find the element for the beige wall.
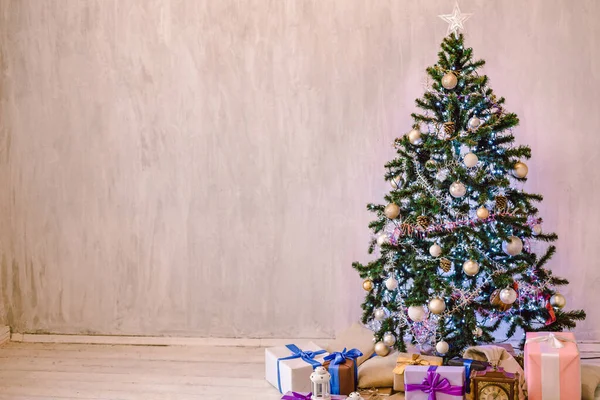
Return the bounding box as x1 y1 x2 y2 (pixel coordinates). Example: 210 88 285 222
0 0 598 340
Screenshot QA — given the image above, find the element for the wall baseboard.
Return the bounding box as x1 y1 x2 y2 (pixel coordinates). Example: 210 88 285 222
0 326 9 345
10 333 331 347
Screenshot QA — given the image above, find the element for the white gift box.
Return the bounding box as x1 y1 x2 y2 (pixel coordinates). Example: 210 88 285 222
265 341 329 393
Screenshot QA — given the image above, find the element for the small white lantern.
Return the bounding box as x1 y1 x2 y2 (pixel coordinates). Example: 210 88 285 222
310 366 331 400
348 392 364 400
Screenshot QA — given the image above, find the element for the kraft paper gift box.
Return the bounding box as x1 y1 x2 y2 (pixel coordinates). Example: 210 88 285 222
404 365 465 400
323 348 363 395
357 387 395 399
281 391 347 399
393 353 443 391
265 342 328 394
524 332 581 400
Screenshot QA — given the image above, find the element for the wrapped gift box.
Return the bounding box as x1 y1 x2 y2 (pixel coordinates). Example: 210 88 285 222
357 387 394 399
281 391 347 399
404 365 465 400
393 353 443 392
265 342 328 393
524 332 581 400
323 348 363 395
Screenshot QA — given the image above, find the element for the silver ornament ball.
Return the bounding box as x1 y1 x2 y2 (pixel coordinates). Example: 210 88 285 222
374 341 390 357
429 244 442 258
390 175 404 189
407 305 427 322
435 340 450 355
383 332 397 347
468 116 482 130
463 153 479 168
377 234 390 246
449 181 467 198
502 236 523 256
374 308 386 321
532 224 543 236
385 276 399 291
499 287 518 304
550 293 567 309
428 297 446 315
463 259 480 276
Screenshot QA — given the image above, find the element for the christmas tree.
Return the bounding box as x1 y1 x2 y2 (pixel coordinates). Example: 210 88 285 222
352 15 585 359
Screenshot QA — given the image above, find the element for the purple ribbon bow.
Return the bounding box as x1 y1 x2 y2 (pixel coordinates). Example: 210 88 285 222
405 366 464 400
281 392 312 400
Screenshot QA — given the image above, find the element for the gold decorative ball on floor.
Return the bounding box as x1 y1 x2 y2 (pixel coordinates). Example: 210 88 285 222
441 72 458 89
463 260 480 276
384 203 401 219
407 129 422 145
550 293 567 309
476 206 490 220
374 341 390 357
428 297 446 315
513 161 529 178
463 153 479 168
362 279 373 292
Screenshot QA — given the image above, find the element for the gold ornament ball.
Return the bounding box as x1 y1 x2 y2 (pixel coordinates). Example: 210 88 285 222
463 259 480 276
435 340 450 355
513 161 529 178
407 129 422 145
429 244 442 258
476 206 490 220
441 72 458 89
383 332 396 347
449 181 467 198
502 236 523 256
374 341 390 357
463 153 479 168
428 297 446 315
550 293 567 309
468 116 482 130
390 175 403 189
532 224 543 236
362 279 373 292
384 203 401 219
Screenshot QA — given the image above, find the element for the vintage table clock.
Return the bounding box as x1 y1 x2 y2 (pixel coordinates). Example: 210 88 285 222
472 366 519 400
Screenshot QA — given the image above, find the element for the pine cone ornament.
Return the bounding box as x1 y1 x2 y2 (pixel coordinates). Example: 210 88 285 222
495 195 508 212
443 122 456 136
416 215 430 230
439 258 452 272
490 289 512 311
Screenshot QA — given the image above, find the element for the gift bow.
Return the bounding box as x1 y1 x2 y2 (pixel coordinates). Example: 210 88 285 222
277 344 326 393
324 348 363 394
405 366 464 400
281 392 312 400
393 353 431 375
525 332 576 349
357 388 391 399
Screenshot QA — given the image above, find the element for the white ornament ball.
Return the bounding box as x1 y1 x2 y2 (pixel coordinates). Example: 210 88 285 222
377 234 390 246
502 236 523 256
407 305 427 322
499 288 518 304
429 244 442 258
468 116 482 130
441 72 458 89
408 129 422 145
374 341 390 357
463 153 479 168
390 175 403 189
348 393 364 400
473 327 483 337
513 161 529 178
532 224 542 236
383 332 397 347
435 340 450 355
449 181 467 198
385 276 399 291
374 308 386 321
550 293 567 309
463 260 480 276
384 203 401 219
428 297 446 315
476 206 490 220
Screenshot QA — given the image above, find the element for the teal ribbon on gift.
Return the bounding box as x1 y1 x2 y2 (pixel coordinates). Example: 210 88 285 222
323 348 363 394
277 344 326 393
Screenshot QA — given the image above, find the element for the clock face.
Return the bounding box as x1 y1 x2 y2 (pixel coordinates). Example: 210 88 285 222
479 383 509 400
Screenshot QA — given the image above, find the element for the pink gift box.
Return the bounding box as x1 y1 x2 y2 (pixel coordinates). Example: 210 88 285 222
524 331 581 400
281 392 347 399
404 365 465 400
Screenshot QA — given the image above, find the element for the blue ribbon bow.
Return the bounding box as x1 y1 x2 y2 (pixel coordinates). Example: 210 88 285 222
277 344 326 393
323 348 363 395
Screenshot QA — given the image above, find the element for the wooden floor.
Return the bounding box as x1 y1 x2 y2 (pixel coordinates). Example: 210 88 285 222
0 342 282 400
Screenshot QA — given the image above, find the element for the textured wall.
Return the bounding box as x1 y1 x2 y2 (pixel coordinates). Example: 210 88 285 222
0 0 598 339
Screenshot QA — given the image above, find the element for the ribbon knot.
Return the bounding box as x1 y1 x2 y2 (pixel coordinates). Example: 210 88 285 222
281 392 312 400
405 366 464 400
324 347 363 365
277 344 326 393
393 354 431 375
324 348 363 395
525 332 576 349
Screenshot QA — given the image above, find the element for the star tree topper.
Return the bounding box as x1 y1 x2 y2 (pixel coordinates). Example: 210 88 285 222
438 3 473 35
